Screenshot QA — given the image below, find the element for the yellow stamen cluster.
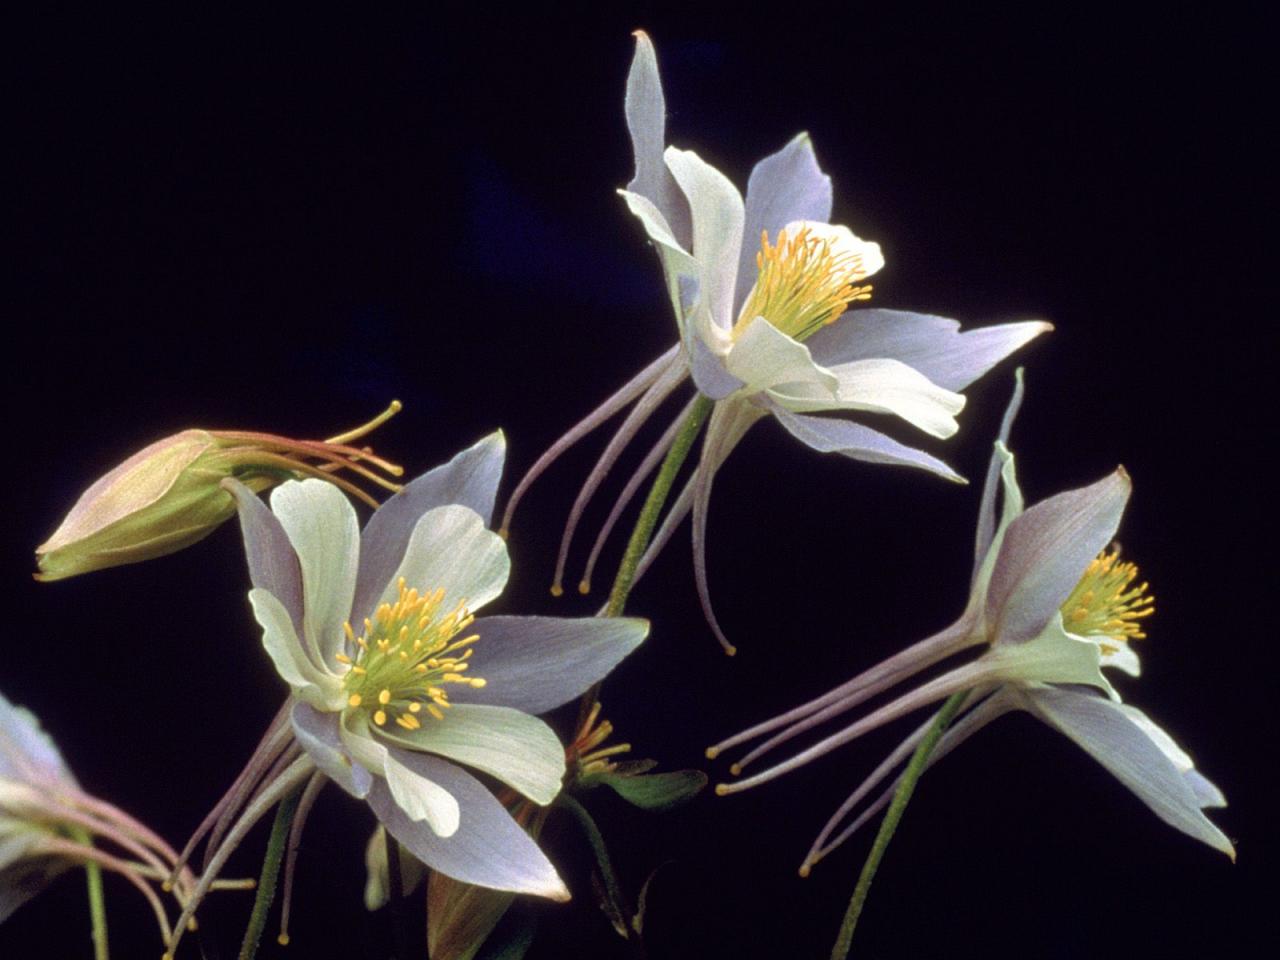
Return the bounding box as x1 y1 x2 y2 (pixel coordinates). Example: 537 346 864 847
1060 548 1154 649
734 226 874 342
337 577 487 731
570 701 631 779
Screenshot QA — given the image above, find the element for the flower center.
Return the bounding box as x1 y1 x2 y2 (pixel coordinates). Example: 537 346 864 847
336 577 487 731
1059 548 1154 653
734 226 874 342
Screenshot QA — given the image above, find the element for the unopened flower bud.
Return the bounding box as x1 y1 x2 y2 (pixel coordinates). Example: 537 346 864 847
35 403 402 581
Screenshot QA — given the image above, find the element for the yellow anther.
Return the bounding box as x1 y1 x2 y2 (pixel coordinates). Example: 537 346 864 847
735 226 875 342
343 622 356 641
396 714 421 731
277 933 290 946
335 652 352 664
705 746 719 760
408 702 422 713
1060 547 1154 645
378 689 391 705
715 784 730 796
427 704 444 721
348 694 363 708
469 678 487 688
374 710 387 726
351 666 366 675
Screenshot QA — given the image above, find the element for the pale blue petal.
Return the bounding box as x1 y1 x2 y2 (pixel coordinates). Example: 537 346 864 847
354 431 506 626
690 335 744 399
624 31 690 250
381 705 565 806
1026 687 1234 858
366 758 569 900
806 309 1052 391
986 468 1131 645
270 479 360 667
290 701 372 799
767 402 964 482
736 132 833 312
449 615 649 714
0 692 75 788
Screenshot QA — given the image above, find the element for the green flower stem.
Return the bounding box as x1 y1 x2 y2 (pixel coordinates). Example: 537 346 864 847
605 393 714 618
830 690 968 960
85 855 109 960
237 789 301 960
556 793 646 958
576 394 712 733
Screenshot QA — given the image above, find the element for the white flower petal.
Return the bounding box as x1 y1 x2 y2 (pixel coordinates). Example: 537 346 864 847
381 705 565 806
269 479 360 668
384 750 461 837
664 146 745 331
772 357 965 439
785 221 884 281
249 588 342 708
980 614 1113 696
725 315 840 395
381 504 510 615
354 431 507 624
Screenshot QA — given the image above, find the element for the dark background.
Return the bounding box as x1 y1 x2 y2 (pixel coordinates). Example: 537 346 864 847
6 4 1271 958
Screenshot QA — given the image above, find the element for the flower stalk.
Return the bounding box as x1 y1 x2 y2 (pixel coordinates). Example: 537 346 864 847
237 788 301 960
830 690 967 960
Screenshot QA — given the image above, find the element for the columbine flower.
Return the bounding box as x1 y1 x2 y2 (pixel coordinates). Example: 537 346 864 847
35 401 403 581
164 432 648 955
1 689 234 941
500 32 1051 653
709 372 1233 870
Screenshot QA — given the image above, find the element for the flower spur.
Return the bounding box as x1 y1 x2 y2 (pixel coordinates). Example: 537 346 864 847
707 371 1233 873
500 32 1051 654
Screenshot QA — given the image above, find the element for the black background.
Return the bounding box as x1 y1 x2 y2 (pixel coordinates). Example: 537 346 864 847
6 4 1271 958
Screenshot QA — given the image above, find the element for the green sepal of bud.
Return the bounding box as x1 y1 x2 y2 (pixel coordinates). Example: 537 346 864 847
35 403 403 581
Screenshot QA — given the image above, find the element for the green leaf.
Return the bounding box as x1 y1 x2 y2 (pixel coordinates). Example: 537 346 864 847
596 769 708 811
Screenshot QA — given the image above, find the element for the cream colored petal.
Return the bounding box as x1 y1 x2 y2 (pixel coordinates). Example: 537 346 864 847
384 750 461 838
380 504 510 615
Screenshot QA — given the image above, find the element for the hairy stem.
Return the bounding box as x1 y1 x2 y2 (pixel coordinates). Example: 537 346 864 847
237 789 301 960
830 690 968 959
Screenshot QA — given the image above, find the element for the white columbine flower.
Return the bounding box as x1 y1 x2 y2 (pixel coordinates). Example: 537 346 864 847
709 372 1233 871
501 32 1051 653
227 430 648 899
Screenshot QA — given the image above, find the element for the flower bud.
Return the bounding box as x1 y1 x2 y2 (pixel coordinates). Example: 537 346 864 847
35 404 402 582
